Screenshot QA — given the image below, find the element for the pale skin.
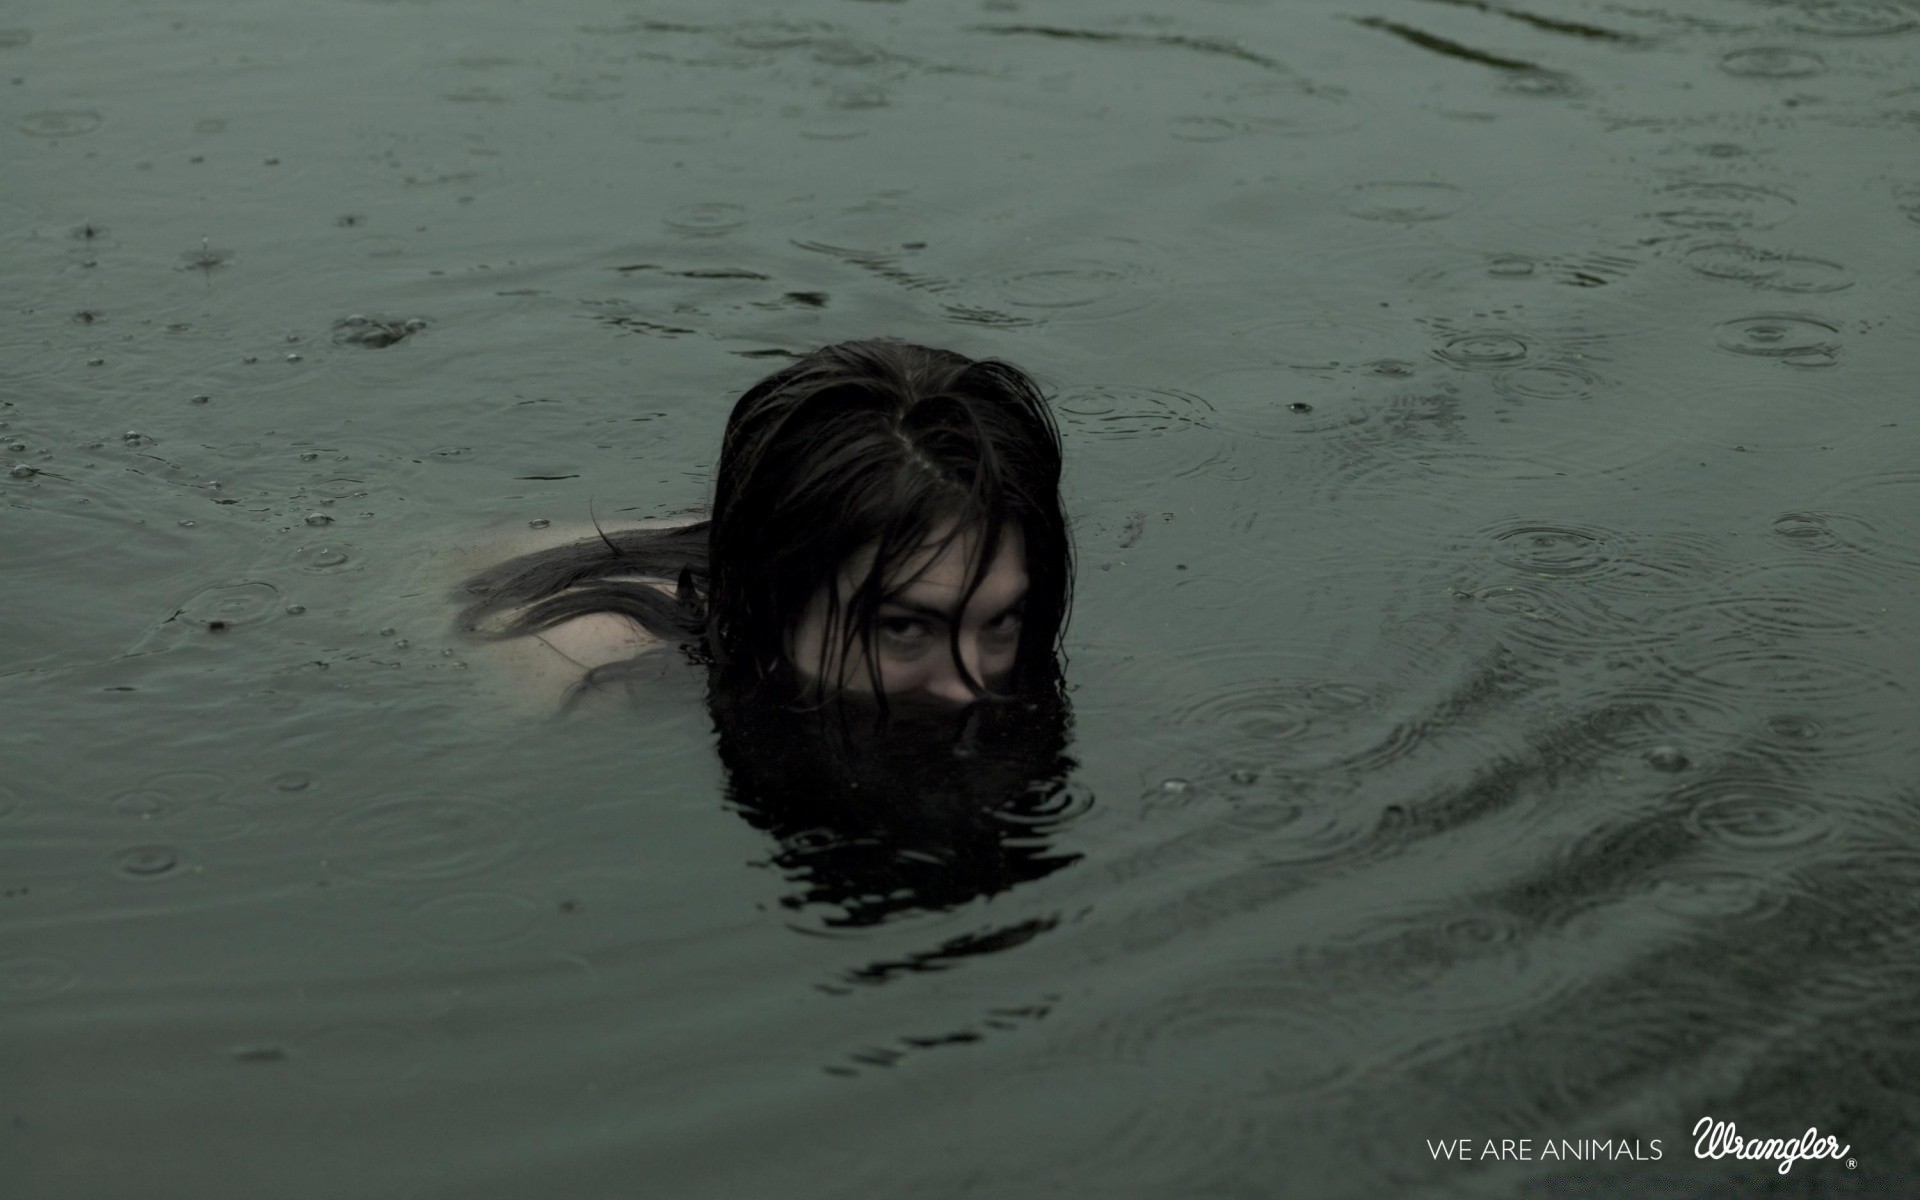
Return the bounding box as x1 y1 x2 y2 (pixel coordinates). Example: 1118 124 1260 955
465 519 1027 710
790 522 1028 705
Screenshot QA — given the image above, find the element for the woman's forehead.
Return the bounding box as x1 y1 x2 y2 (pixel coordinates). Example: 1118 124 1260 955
841 521 1027 595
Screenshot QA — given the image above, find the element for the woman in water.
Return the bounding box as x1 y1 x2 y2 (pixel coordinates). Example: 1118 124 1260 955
457 338 1073 716
458 339 1083 923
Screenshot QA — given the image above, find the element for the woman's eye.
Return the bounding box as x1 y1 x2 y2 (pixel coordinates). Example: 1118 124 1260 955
878 616 931 642
986 610 1024 636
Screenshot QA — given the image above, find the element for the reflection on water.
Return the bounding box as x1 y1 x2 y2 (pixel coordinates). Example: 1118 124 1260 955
4 0 1920 1194
714 688 1082 931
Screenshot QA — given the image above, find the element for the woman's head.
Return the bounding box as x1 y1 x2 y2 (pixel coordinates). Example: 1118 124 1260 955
705 340 1070 707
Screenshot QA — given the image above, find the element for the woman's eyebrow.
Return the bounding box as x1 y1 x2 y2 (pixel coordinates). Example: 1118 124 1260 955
881 589 1028 620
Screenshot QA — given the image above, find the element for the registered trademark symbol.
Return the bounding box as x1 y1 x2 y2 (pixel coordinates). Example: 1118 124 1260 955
1847 1159 1857 1169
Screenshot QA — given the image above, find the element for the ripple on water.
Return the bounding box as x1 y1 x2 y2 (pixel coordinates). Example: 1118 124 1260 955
1485 521 1615 579
0 956 78 1001
1503 70 1584 99
1434 333 1531 369
1168 115 1241 142
171 580 282 627
1664 645 1901 705
108 769 256 841
1718 47 1828 78
1073 980 1361 1102
1464 992 1733 1127
1643 868 1790 923
804 36 900 70
1682 243 1853 293
1787 0 1917 36
291 543 356 572
1492 363 1602 401
1712 312 1841 359
1678 777 1836 853
410 891 543 948
1157 644 1406 774
1653 560 1889 642
954 255 1157 329
1070 426 1243 491
325 797 523 884
1222 81 1362 138
111 844 184 880
1653 182 1796 231
1770 508 1874 553
1225 311 1412 376
663 202 748 238
786 196 955 263
1305 905 1561 1021
1339 181 1467 223
1747 706 1902 768
1457 582 1630 659
17 109 102 137
1898 183 1920 224
1052 386 1217 438
1812 466 1920 575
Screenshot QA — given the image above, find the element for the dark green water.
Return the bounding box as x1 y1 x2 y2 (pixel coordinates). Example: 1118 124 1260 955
5 0 1918 1195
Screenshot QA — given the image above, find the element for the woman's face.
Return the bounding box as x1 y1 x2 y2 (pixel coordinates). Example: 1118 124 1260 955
787 522 1029 705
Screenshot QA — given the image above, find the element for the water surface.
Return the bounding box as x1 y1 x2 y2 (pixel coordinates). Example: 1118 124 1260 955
4 0 1918 1195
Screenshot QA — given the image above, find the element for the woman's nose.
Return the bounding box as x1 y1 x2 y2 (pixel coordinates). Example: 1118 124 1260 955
923 639 986 705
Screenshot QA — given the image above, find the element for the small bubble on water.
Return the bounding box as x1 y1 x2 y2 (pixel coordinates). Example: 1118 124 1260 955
528 518 550 529
304 512 333 526
1288 402 1313 413
378 627 397 637
178 520 196 528
9 464 34 479
1229 768 1260 785
1160 778 1191 794
273 773 311 792
285 604 306 615
87 357 105 366
298 451 319 461
123 431 142 442
8 442 25 452
1646 746 1690 772
285 353 302 363
190 394 210 404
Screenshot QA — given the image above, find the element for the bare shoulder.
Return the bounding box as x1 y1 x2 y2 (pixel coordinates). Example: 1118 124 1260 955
453 514 702 711
448 514 702 582
475 611 665 711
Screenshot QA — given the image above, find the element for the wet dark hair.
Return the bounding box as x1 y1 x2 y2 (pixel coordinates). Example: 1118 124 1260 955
457 338 1071 710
